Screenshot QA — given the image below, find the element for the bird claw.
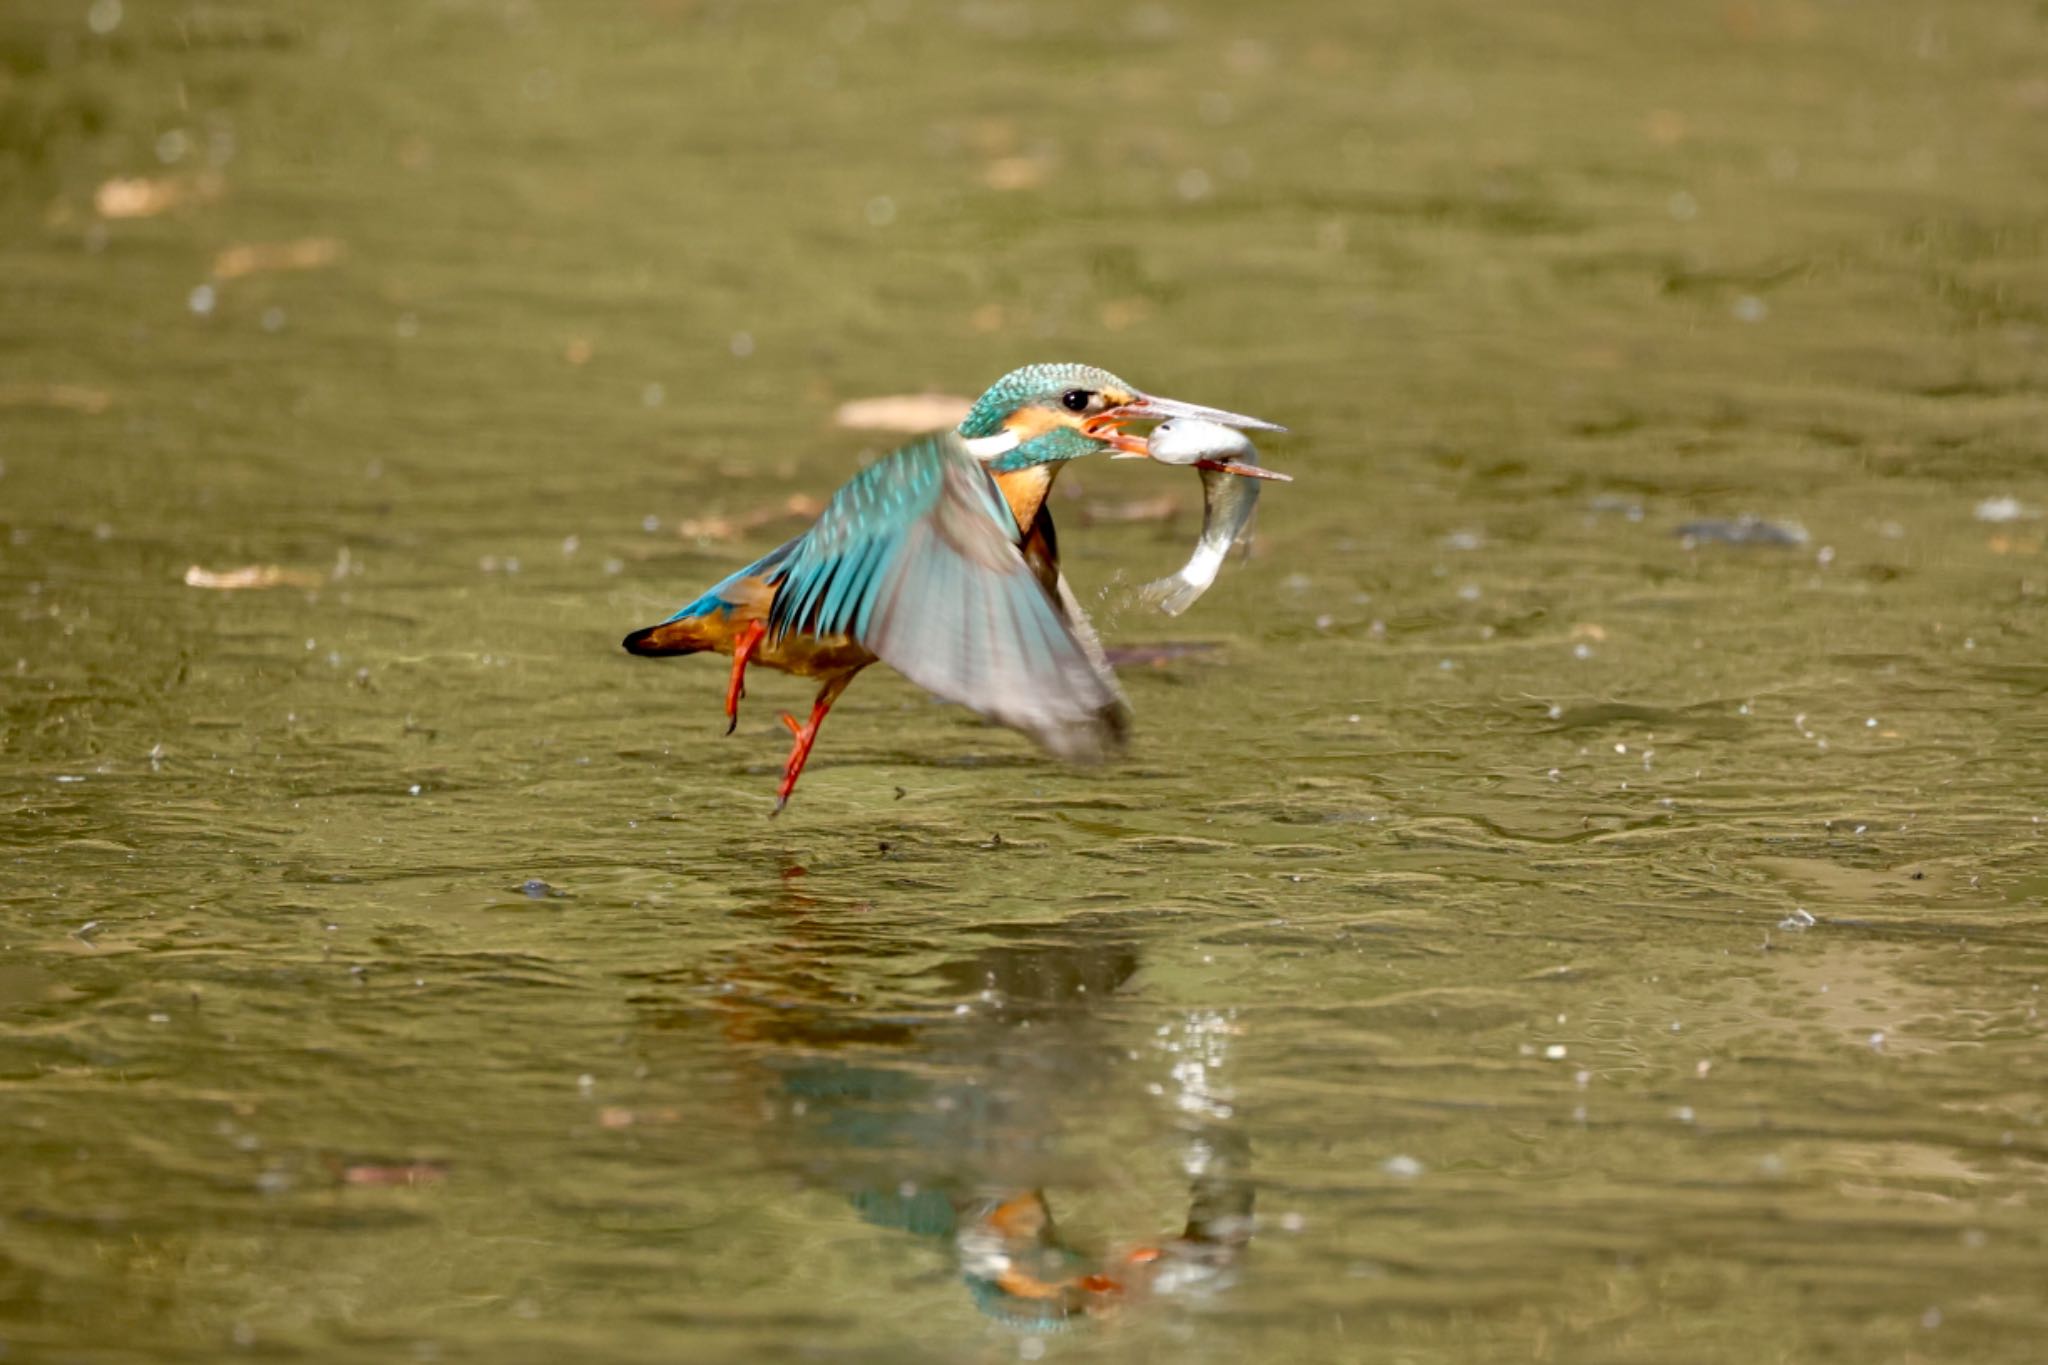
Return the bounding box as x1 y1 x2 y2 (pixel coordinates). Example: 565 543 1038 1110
724 620 766 735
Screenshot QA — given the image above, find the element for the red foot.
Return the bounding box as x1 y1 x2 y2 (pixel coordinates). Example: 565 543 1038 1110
724 620 766 735
773 711 820 813
771 676 851 814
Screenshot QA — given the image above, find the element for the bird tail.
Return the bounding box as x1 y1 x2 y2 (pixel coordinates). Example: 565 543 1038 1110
625 542 798 659
622 614 720 656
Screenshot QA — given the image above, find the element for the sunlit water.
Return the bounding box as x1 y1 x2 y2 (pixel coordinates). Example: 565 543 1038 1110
4 1 2046 1360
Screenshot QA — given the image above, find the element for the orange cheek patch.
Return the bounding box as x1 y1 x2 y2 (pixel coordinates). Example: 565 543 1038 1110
1003 406 1076 443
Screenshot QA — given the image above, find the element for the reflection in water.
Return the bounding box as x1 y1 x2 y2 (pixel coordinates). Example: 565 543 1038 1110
639 910 1252 1330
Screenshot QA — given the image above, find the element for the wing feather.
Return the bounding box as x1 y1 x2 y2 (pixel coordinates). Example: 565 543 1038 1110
770 433 1127 760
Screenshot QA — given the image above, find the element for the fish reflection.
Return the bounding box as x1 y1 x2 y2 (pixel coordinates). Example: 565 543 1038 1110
639 914 1252 1329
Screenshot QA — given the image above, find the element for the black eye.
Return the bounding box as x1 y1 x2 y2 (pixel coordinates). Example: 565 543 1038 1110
1060 388 1091 413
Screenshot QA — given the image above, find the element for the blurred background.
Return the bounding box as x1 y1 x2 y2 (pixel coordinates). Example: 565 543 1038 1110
2 0 2045 1361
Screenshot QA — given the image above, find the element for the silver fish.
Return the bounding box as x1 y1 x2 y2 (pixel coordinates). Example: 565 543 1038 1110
1135 418 1292 616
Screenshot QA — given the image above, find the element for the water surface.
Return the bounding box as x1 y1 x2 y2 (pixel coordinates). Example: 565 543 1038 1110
3 1 2046 1360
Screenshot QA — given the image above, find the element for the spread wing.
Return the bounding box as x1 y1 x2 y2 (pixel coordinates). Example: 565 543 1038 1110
769 432 1128 761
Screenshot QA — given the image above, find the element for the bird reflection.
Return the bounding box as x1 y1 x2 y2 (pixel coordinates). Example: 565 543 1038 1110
635 909 1252 1329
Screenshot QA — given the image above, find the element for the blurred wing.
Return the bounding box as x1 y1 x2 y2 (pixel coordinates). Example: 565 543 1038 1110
1022 505 1131 721
771 433 1128 761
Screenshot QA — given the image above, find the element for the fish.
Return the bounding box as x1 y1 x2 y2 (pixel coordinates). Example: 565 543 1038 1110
1132 417 1292 616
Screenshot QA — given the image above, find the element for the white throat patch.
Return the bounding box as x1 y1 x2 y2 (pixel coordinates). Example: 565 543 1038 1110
962 430 1021 461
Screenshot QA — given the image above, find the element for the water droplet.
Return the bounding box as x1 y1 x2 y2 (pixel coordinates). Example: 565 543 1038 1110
864 195 897 227
86 0 123 34
187 283 216 316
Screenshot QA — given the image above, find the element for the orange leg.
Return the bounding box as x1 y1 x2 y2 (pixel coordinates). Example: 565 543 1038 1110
723 620 766 735
773 673 854 813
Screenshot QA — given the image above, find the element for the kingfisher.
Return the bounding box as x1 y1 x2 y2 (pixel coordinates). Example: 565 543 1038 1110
623 362 1283 810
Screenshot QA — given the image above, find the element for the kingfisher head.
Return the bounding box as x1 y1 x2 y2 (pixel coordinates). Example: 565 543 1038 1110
956 362 1283 473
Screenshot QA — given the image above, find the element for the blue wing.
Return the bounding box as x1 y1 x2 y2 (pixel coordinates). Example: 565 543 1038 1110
770 433 1128 761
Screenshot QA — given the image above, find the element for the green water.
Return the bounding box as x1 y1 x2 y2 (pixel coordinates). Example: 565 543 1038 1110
4 1 2047 1360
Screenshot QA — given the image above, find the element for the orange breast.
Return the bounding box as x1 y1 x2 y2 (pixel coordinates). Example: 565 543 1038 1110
756 628 875 679
993 463 1058 535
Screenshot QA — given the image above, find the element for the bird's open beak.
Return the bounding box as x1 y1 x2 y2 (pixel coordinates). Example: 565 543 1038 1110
1086 420 1156 458
1084 393 1291 473
1112 393 1287 433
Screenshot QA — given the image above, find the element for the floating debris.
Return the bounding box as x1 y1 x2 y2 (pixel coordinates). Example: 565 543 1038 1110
1974 496 2037 524
212 237 345 281
832 393 973 432
676 493 826 541
598 1105 683 1128
0 383 111 414
983 154 1053 191
183 564 326 590
334 1159 449 1187
1676 516 1809 548
93 173 219 219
